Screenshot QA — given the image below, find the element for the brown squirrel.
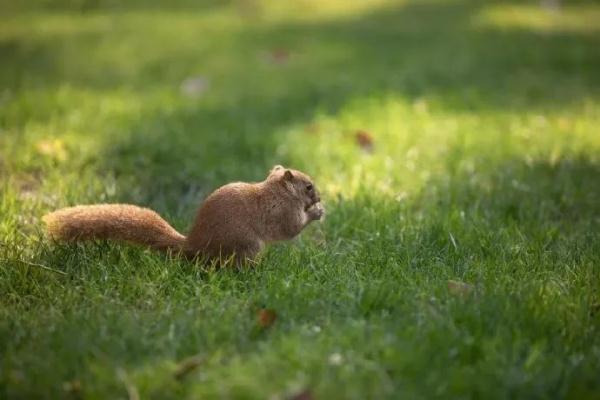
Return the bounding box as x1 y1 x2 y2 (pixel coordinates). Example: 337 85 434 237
43 166 324 265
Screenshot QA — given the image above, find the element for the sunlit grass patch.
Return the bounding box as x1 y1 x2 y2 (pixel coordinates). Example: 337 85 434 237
473 3 600 34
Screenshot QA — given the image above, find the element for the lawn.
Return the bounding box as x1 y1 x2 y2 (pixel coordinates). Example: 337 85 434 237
1 0 600 398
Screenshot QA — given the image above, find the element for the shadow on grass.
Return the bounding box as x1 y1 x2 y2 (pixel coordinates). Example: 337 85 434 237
0 0 226 14
2 0 598 102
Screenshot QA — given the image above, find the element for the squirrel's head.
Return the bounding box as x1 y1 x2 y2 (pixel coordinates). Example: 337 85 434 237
268 165 321 209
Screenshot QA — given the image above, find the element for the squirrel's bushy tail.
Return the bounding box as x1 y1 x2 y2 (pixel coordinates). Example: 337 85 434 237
43 204 186 252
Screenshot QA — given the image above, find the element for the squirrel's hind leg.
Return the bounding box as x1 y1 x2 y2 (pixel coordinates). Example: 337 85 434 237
185 240 263 268
232 240 263 267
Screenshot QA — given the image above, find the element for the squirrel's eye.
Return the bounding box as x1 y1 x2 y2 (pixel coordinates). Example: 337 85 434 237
306 184 313 191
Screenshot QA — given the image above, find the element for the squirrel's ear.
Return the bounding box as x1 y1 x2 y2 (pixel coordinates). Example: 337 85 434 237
271 165 284 173
283 169 294 181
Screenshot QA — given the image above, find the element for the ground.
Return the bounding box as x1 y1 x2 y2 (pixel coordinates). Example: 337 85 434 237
1 0 600 398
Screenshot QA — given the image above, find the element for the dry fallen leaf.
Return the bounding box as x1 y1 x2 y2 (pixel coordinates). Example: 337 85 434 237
447 280 475 297
264 48 290 65
173 354 203 380
257 308 277 329
355 130 374 152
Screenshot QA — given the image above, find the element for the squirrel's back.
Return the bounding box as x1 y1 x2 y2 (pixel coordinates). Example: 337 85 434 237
43 204 186 252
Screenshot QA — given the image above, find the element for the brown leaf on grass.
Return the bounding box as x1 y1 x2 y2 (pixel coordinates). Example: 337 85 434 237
257 308 277 328
447 280 475 297
289 389 314 400
265 48 290 65
173 354 203 380
355 130 374 152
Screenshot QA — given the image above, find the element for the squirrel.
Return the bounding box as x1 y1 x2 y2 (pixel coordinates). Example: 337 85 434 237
43 166 325 265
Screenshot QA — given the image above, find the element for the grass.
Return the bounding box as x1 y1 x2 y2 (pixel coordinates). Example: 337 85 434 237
1 0 600 398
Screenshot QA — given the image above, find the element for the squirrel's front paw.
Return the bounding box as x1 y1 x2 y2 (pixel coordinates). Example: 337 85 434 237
307 202 325 221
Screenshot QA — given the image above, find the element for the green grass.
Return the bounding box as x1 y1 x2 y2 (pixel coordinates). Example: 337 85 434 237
1 0 600 398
